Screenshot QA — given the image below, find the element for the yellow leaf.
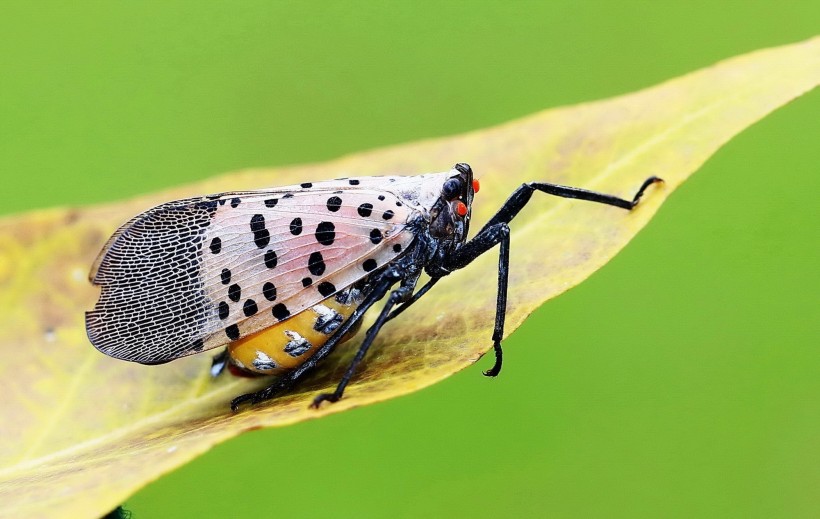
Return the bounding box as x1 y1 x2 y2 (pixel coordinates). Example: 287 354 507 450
1 38 818 519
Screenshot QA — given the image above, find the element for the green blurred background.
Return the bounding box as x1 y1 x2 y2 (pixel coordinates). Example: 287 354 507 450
2 1 818 517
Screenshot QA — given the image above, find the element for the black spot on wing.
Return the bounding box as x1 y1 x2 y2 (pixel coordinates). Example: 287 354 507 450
357 203 373 217
264 249 278 269
250 214 270 248
308 251 326 276
209 237 221 254
272 304 290 320
315 222 335 246
362 259 377 272
290 218 303 235
318 281 336 297
250 215 265 232
326 196 342 212
228 284 241 302
243 299 258 317
263 282 277 301
226 324 240 340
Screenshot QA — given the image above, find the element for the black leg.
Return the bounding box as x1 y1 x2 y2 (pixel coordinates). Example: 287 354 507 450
481 176 662 233
385 276 440 322
230 275 398 411
486 222 510 377
443 223 511 376
311 283 413 408
449 176 662 377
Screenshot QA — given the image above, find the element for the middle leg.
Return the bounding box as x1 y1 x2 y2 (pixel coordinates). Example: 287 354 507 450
312 281 417 408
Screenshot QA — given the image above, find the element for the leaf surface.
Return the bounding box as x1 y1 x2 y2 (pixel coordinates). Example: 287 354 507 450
0 38 818 519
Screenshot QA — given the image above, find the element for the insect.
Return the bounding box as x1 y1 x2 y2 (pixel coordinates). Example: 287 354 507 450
86 163 661 410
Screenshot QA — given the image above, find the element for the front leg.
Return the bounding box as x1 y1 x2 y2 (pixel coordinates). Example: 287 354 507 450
445 176 662 377
480 176 662 232
442 223 510 377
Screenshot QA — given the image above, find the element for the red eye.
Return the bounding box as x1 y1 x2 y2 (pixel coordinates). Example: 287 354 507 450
472 179 480 193
455 201 468 217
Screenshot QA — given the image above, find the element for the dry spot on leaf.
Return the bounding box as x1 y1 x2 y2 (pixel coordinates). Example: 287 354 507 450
0 37 818 519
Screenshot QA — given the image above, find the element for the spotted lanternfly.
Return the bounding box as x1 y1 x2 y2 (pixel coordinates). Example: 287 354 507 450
86 163 661 410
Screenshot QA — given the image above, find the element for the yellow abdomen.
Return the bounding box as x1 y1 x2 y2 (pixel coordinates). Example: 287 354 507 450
227 288 364 375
